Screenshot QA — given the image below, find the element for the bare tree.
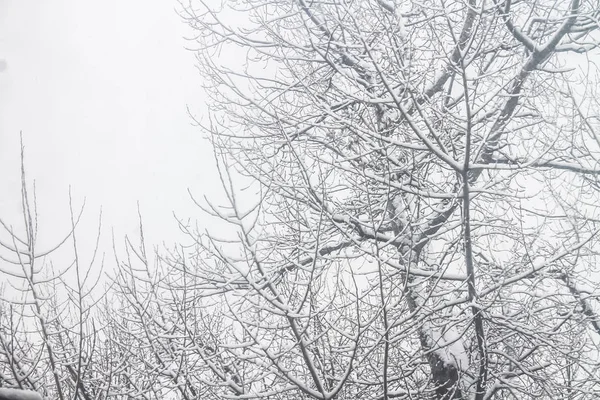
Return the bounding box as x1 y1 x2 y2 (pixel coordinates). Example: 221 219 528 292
0 140 104 400
171 0 600 399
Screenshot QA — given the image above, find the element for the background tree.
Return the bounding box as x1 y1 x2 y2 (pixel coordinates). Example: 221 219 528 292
0 142 104 400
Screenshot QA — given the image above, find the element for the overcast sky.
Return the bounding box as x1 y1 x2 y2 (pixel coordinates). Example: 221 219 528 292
0 1 222 268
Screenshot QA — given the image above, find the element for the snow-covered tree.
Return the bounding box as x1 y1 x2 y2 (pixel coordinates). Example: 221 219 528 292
0 142 104 400
2 1 600 399
170 0 600 398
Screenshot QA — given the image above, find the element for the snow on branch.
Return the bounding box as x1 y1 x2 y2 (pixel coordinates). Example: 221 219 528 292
425 324 470 372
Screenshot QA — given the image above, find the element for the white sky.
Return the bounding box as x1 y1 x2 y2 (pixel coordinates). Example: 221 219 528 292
0 1 223 269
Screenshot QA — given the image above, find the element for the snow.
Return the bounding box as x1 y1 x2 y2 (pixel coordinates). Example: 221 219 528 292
356 60 375 74
0 388 43 400
377 0 395 13
381 108 400 124
392 193 405 212
376 0 406 36
426 325 469 371
392 193 414 227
